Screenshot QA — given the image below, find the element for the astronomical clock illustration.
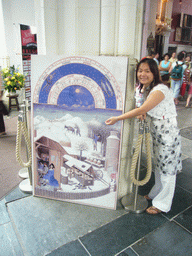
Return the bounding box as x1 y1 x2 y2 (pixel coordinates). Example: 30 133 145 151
32 56 128 209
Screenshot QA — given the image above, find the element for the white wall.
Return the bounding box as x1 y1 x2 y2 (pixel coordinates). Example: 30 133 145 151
2 0 145 60
176 45 192 54
0 0 7 67
1 0 35 68
1 0 36 104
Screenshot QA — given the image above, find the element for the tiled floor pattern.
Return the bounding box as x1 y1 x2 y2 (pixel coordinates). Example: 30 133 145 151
180 126 192 140
1 156 191 256
45 157 192 256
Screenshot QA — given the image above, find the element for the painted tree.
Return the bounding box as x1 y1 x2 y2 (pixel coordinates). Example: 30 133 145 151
75 140 89 160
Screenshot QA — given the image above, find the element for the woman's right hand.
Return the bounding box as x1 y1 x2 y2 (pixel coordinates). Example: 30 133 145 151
136 114 146 121
105 116 118 125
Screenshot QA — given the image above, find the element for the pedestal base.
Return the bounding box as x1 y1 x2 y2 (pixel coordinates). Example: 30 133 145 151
121 193 148 213
19 167 29 179
19 179 32 194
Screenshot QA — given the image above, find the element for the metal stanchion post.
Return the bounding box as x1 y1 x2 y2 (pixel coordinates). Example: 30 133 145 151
18 99 32 193
18 102 29 179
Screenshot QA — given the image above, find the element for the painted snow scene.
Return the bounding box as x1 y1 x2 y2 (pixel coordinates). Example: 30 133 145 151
32 56 128 210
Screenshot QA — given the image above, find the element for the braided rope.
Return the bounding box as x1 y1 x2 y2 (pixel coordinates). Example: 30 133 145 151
130 134 143 185
143 132 152 185
16 120 32 167
130 123 152 186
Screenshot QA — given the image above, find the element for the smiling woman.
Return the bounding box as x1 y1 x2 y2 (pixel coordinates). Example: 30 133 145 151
137 63 154 88
105 58 182 215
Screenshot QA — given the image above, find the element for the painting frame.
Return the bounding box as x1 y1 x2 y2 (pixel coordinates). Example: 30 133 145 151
31 55 128 210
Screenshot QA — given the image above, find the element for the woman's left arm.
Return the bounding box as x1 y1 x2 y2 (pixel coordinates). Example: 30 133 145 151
105 90 165 125
169 64 173 73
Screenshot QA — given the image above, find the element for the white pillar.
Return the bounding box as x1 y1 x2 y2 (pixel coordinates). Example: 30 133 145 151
118 0 137 56
34 0 58 55
57 0 76 55
100 0 116 55
34 0 46 55
140 0 158 58
162 0 174 54
134 0 145 60
165 0 173 21
148 0 158 38
163 31 171 54
44 0 58 55
141 0 151 58
77 0 100 55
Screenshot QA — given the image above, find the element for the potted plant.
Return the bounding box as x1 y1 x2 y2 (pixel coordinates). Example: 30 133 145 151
2 65 25 94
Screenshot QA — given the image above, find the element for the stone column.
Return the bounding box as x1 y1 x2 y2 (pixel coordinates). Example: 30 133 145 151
100 0 116 55
57 0 77 55
34 0 58 55
118 0 137 56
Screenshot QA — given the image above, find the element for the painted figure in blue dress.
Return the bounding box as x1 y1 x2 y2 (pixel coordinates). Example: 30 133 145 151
43 163 59 187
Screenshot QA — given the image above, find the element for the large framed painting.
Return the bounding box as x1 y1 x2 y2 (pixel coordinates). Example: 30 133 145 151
31 56 128 210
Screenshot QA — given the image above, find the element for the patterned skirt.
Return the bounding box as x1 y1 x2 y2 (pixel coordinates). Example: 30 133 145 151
149 116 182 175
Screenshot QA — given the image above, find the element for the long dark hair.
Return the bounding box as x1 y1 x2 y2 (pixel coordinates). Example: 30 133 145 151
163 53 170 59
136 58 163 92
49 163 55 169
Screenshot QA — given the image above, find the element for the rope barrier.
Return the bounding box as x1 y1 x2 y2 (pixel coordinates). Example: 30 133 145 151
130 120 152 186
16 120 32 167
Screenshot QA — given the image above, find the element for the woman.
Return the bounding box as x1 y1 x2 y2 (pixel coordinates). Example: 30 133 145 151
0 113 6 136
105 58 182 215
0 84 7 136
169 52 177 63
185 75 192 108
180 62 191 98
43 163 59 187
170 51 187 106
159 53 171 80
185 55 191 69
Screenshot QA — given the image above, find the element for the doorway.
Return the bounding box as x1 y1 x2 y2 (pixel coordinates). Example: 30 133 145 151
155 34 164 60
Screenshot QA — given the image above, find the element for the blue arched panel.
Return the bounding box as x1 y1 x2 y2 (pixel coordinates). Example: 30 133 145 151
38 63 116 109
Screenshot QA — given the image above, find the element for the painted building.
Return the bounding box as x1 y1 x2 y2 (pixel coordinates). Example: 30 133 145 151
105 131 120 179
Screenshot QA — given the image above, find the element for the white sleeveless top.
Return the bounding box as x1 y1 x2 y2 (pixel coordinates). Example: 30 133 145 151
147 84 177 120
